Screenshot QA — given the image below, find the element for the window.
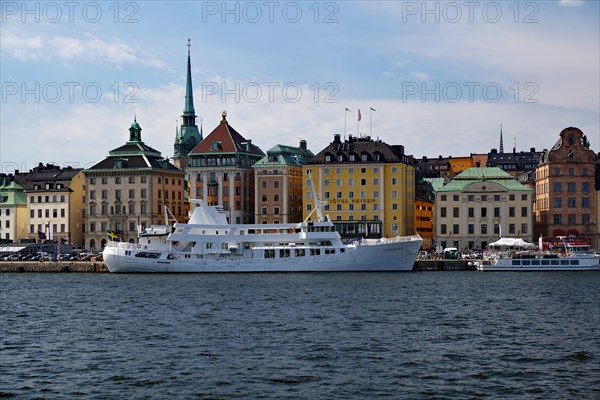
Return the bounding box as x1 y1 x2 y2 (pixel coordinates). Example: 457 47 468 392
554 183 561 192
60 224 65 233
468 224 474 234
336 192 342 199
348 179 354 187
90 190 96 200
129 177 135 184
494 207 500 218
101 190 108 200
521 207 528 217
481 195 487 201
554 214 562 224
481 207 487 217
441 224 447 234
140 203 147 213
324 179 330 187
521 224 528 234
453 195 459 201
568 214 576 224
90 204 96 214
141 176 147 184
567 182 576 192
101 204 107 214
392 191 398 199
273 181 279 189
583 168 589 176
582 182 590 193
453 224 459 234
582 198 590 208
568 198 576 207
440 207 447 218
521 194 527 201
373 191 379 199
60 209 65 218
568 168 575 176
90 178 96 184
440 195 446 201
392 203 398 211
392 178 398 185
38 209 42 218
509 194 515 201
30 210 34 218
336 179 342 187
582 214 591 224
509 207 515 217
509 224 515 234
141 189 147 199
115 177 121 184
453 207 459 218
129 203 135 214
274 207 280 215
360 178 366 186
481 224 487 234
360 191 367 199
373 178 379 186
101 177 108 184
338 204 344 211
554 198 562 208
90 223 96 232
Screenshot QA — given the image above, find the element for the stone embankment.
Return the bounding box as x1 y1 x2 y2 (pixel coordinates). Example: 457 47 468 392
0 261 108 273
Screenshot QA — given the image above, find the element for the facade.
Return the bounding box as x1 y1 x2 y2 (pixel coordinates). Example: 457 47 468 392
0 177 28 242
434 167 533 252
486 147 543 179
534 127 596 243
253 141 314 224
173 40 203 170
187 111 265 224
85 118 186 250
304 134 415 239
415 178 434 249
14 164 85 245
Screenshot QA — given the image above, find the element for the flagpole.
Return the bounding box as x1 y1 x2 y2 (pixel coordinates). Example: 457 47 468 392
370 107 376 137
344 108 350 140
357 109 360 136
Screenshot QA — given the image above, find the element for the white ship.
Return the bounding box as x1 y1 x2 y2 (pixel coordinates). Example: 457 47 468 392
476 244 600 272
103 195 423 273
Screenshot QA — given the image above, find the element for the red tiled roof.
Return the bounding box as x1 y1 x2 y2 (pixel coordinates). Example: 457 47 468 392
189 116 263 156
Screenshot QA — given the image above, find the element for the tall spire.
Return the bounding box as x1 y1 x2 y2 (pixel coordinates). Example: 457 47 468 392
499 124 504 153
183 38 196 119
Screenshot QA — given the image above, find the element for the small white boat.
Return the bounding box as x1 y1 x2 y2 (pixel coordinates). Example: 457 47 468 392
476 244 600 271
103 199 422 273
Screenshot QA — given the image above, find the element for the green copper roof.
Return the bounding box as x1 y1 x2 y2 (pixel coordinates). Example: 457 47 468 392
436 167 532 192
0 180 27 206
254 144 314 167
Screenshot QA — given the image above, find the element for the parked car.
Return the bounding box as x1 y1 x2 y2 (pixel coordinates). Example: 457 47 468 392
443 248 460 259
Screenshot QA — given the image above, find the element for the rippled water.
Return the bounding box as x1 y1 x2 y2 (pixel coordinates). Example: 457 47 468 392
1 272 599 399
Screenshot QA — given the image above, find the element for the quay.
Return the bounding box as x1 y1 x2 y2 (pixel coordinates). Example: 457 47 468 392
0 261 108 273
1 260 474 272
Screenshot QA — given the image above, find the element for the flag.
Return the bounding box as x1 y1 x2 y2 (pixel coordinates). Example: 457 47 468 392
37 231 46 240
107 230 120 242
358 109 361 121
370 107 376 111
345 107 350 112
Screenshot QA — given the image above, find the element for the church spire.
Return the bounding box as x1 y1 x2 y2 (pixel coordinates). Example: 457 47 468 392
183 38 196 119
499 124 504 153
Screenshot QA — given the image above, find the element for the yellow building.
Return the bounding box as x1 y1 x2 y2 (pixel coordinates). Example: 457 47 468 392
303 134 415 239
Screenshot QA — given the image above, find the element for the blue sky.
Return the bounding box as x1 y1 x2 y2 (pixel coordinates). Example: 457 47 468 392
1 0 599 172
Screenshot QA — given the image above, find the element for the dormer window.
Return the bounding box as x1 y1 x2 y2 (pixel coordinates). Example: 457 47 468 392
325 155 331 162
211 141 220 151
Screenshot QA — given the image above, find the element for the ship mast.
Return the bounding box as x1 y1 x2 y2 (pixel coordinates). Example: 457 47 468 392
304 169 327 222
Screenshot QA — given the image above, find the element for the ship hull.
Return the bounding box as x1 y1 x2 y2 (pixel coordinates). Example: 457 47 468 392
103 239 422 273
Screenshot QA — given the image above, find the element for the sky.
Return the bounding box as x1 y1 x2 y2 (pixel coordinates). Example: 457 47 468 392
1 0 599 173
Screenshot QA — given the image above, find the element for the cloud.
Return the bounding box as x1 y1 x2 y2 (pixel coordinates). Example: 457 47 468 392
0 26 168 68
560 0 584 6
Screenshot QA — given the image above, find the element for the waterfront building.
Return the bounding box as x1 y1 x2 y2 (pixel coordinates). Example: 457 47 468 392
304 134 415 239
173 39 203 170
434 167 533 252
85 118 185 250
486 148 543 180
415 178 434 249
253 141 314 224
534 127 596 243
0 176 28 242
14 164 85 245
187 111 264 224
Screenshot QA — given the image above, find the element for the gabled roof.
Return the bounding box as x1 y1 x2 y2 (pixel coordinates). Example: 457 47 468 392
254 144 314 167
189 113 264 156
436 167 532 192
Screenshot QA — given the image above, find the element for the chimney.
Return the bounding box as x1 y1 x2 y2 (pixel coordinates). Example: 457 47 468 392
333 134 341 144
299 139 307 150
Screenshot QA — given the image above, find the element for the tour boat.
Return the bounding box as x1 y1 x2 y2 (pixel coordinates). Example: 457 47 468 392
103 198 423 273
476 244 600 271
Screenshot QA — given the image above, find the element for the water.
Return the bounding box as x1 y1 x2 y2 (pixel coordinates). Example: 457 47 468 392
1 272 599 399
